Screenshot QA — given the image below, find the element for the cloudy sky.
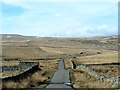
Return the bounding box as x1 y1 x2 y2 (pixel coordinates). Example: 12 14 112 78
1 0 119 37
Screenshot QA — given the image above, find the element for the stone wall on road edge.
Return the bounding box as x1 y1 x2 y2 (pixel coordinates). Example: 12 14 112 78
76 65 119 87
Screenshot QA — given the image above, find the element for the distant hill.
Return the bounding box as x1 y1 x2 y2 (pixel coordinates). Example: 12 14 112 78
1 34 118 38
1 34 37 41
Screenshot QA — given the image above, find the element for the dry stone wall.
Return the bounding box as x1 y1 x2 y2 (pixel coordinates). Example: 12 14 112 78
1 62 39 81
77 65 119 87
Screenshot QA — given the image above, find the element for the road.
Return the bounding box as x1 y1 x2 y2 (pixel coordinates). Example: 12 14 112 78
46 59 73 89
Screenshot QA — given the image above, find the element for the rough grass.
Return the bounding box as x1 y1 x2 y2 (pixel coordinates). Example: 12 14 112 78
74 51 118 64
2 71 22 77
71 70 117 88
89 65 119 77
2 35 117 60
2 45 60 60
2 61 19 66
64 58 72 69
2 71 48 88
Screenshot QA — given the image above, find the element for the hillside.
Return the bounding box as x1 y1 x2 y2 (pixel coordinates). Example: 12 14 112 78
1 34 119 88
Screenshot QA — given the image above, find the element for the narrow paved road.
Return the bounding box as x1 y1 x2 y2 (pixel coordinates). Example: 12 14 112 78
46 59 73 89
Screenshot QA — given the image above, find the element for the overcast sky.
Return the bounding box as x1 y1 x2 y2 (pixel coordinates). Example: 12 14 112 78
1 0 119 37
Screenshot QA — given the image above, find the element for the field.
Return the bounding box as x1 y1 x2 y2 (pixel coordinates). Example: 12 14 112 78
1 34 119 88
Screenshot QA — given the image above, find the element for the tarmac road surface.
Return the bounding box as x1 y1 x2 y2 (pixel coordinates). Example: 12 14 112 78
46 59 73 89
